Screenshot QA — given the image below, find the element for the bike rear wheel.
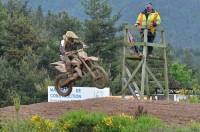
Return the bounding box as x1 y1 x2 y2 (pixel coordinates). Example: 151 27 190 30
55 74 73 97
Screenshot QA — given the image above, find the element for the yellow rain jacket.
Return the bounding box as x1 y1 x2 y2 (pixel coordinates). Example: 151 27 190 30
136 10 161 33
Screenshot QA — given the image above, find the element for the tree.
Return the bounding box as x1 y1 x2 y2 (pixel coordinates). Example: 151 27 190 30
0 1 57 106
35 5 44 27
182 48 193 69
45 11 82 38
169 62 192 88
0 1 8 56
4 13 40 63
5 0 31 17
82 0 121 62
82 0 122 94
0 58 17 107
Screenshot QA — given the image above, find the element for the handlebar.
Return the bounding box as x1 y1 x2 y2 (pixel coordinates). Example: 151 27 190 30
64 49 83 56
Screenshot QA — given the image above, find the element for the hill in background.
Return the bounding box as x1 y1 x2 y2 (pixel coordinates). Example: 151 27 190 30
25 0 200 49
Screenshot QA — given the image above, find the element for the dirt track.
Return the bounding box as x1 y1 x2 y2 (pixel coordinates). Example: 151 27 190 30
1 97 200 125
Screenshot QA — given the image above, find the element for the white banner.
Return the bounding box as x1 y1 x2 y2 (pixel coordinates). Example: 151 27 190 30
48 86 110 102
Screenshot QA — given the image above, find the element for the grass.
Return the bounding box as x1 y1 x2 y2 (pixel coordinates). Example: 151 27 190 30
1 110 200 132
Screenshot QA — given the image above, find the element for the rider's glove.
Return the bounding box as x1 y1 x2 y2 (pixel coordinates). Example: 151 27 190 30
134 23 139 27
152 22 157 27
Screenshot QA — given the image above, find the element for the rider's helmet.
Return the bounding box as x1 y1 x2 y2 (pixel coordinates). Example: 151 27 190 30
63 31 79 44
64 31 79 39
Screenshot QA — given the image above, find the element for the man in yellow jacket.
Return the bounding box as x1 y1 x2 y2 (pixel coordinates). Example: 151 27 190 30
135 3 161 57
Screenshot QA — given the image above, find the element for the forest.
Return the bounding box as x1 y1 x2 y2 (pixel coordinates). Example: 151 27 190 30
0 0 200 107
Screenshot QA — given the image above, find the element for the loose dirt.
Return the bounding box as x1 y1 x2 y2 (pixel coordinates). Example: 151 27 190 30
1 97 200 125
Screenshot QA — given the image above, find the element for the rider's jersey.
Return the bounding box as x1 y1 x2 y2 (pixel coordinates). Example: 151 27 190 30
59 39 83 55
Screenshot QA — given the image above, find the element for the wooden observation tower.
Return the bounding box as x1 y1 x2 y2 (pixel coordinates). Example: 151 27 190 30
121 25 169 100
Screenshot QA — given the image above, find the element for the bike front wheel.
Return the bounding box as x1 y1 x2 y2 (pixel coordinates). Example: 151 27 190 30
91 65 109 89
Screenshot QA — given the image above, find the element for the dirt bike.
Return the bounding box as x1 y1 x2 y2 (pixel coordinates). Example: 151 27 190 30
51 49 109 97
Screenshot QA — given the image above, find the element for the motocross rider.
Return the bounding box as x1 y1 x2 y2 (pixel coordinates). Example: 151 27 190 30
59 31 84 79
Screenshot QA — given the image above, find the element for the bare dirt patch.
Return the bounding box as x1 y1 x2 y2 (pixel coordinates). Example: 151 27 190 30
1 97 200 125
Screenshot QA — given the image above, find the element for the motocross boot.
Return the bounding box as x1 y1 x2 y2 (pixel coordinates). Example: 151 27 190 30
74 67 83 78
66 66 82 83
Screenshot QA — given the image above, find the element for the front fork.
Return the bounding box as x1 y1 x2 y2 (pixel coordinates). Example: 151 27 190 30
80 58 96 79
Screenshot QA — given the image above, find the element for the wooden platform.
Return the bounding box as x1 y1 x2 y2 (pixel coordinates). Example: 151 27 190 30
126 55 164 60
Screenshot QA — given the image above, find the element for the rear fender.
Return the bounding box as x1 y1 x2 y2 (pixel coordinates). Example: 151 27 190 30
51 61 67 73
87 56 99 61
